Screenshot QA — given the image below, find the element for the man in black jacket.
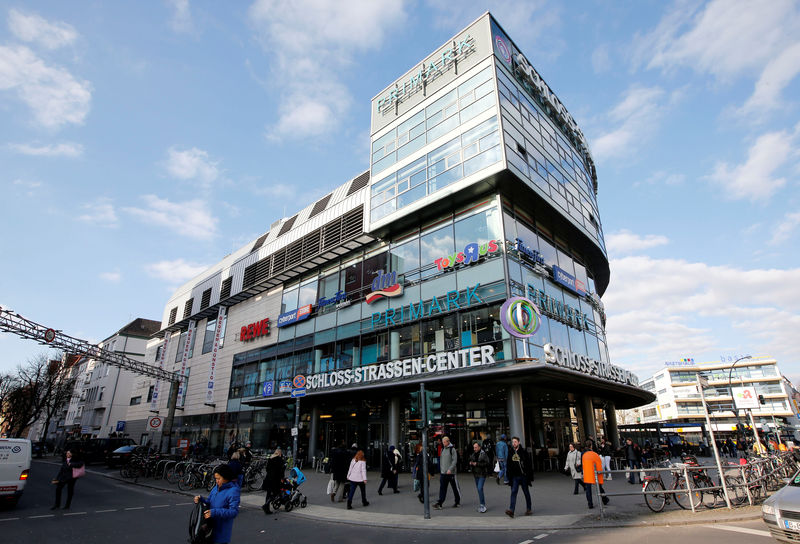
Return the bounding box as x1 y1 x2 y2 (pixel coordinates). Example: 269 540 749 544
504 437 533 518
330 442 351 502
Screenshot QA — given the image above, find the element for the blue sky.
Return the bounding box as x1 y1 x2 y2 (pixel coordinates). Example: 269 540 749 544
1 1 799 385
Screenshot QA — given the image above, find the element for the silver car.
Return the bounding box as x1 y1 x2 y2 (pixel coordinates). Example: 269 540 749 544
763 471 800 542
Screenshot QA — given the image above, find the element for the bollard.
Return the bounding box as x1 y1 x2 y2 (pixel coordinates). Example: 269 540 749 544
682 464 696 513
596 468 605 520
740 463 753 506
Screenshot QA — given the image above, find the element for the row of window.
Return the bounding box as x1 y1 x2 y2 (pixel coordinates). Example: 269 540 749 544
670 365 779 383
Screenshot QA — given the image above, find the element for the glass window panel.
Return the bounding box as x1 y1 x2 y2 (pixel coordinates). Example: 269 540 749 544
371 152 396 174
462 115 498 147
372 148 384 162
421 314 457 352
460 93 494 124
397 132 409 146
454 206 502 249
385 140 395 153
281 284 298 313
457 66 491 96
298 279 318 307
444 103 458 118
557 249 575 276
474 78 493 99
397 156 426 183
445 150 461 169
397 182 426 209
362 251 388 290
459 93 476 109
428 164 462 192
426 109 443 129
397 179 409 193
410 169 426 188
479 131 501 151
463 141 479 159
426 89 457 118
409 121 425 140
420 224 454 278
390 237 420 280
463 145 501 177
398 110 425 134
428 136 460 164
538 234 558 267
371 199 397 221
427 114 461 142
396 134 426 162
372 130 395 153
202 318 216 354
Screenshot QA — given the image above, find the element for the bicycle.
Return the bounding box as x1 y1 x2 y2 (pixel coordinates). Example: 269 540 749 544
641 461 701 512
680 454 745 508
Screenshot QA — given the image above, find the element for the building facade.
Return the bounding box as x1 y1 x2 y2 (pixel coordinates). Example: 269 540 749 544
129 13 653 460
638 357 795 441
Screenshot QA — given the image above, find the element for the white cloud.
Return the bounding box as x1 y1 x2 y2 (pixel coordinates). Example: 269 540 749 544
635 170 685 187
8 9 78 50
12 178 42 197
770 211 800 245
165 147 219 185
591 44 611 74
8 141 83 157
591 86 665 161
0 44 92 129
707 127 797 201
99 271 121 283
77 197 118 227
737 42 800 119
123 195 217 240
604 255 800 378
248 0 407 140
166 0 194 34
145 258 208 284
605 229 669 256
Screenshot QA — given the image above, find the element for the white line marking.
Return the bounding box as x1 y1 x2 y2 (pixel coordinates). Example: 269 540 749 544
534 536 549 541
95 509 117 513
0 518 20 521
28 515 55 519
124 507 144 511
706 524 770 538
150 504 170 508
63 512 86 516
518 540 534 544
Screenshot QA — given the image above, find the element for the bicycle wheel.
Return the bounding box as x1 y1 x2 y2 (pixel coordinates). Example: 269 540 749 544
643 480 667 513
696 478 719 509
178 473 196 491
673 478 701 510
271 498 282 512
247 470 265 492
724 476 746 506
205 474 215 492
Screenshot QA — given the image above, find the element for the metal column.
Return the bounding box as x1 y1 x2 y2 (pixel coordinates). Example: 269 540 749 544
579 396 596 443
388 396 400 449
606 401 620 449
507 385 525 447
309 404 320 463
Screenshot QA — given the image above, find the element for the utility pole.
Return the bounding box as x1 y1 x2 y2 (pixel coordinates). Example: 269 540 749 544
696 371 732 509
293 398 301 464
420 382 430 520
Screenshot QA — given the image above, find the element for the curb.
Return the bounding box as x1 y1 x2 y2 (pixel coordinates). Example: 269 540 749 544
34 459 764 531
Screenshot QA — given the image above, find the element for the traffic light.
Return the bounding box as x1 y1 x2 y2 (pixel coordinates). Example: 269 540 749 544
425 390 443 422
758 395 766 405
409 392 422 429
286 402 296 421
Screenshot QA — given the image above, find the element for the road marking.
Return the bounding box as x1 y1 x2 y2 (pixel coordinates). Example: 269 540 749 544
150 504 170 508
534 536 550 541
63 512 86 516
175 502 193 506
28 515 55 519
95 509 117 513
0 518 20 522
518 540 534 544
706 524 770 538
124 507 144 511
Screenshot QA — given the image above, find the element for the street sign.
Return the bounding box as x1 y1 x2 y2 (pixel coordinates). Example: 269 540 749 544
44 328 56 343
292 375 306 388
291 427 298 437
147 416 163 431
116 421 126 432
291 387 306 398
262 381 274 397
279 380 292 393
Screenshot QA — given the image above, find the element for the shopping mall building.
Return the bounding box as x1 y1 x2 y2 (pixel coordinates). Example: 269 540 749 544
126 13 653 461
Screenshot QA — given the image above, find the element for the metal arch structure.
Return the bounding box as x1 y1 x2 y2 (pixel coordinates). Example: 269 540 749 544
0 306 178 382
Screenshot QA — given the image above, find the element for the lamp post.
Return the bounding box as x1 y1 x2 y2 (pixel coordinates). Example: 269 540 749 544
727 355 752 449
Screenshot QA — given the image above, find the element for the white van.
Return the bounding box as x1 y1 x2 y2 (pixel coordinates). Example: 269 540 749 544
0 438 31 506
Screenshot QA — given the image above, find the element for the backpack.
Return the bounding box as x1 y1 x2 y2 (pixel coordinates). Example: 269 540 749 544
188 502 214 544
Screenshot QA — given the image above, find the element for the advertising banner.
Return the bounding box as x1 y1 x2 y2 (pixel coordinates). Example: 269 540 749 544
150 331 170 412
206 306 226 404
176 320 195 408
732 386 759 410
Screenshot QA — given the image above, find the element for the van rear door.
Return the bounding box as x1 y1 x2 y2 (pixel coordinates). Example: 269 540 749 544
0 439 32 505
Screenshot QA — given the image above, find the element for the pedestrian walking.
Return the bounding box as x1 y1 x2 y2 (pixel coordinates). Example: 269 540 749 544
599 437 613 480
412 443 426 503
378 445 400 495
504 436 533 518
433 436 461 509
495 434 509 484
227 450 245 488
194 464 241 544
582 439 609 509
260 447 285 514
329 442 350 502
51 449 84 510
564 443 585 494
346 450 369 509
624 438 642 484
469 441 491 513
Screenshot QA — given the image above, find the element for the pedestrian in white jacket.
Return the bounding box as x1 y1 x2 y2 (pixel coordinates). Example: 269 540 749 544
564 443 585 494
346 450 369 509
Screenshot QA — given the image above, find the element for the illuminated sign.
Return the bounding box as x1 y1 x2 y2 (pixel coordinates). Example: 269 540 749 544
552 265 586 296
366 270 404 304
277 304 313 328
307 345 496 390
376 35 475 114
544 343 639 386
515 238 544 266
371 283 483 329
318 290 348 308
499 297 541 338
435 239 500 271
240 318 270 341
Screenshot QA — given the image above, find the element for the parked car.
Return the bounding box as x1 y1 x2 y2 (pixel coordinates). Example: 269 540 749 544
762 470 800 542
107 445 149 468
64 438 136 465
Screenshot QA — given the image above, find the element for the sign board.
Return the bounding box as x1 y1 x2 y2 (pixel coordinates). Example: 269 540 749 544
291 427 298 437
732 386 759 409
147 416 163 431
178 439 189 449
262 381 274 397
116 421 126 432
291 387 306 398
292 375 306 389
278 380 292 393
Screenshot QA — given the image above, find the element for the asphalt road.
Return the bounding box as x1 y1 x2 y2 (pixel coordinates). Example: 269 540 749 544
0 461 775 544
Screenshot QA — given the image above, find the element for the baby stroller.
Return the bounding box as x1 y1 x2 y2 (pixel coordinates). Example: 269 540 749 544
270 467 308 512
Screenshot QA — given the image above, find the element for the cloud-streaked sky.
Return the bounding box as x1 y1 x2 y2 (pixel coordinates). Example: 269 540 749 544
1 1 799 386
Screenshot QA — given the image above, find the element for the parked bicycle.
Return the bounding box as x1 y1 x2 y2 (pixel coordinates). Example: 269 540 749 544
641 460 702 512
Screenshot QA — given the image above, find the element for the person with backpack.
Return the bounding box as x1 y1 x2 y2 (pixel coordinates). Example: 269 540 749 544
193 464 241 544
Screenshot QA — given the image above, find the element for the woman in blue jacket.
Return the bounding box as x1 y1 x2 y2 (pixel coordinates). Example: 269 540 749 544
194 464 241 544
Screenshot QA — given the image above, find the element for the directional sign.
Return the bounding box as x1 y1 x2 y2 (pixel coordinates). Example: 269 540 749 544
291 387 306 398
292 375 306 389
262 381 274 397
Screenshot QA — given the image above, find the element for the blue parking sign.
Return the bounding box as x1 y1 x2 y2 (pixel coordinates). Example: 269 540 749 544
262 381 274 397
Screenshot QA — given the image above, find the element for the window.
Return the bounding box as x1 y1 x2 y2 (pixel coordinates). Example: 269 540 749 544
98 386 105 401
200 288 212 310
281 284 299 313
146 385 154 403
175 329 195 362
129 396 142 406
419 223 454 279
390 238 420 282
168 307 177 325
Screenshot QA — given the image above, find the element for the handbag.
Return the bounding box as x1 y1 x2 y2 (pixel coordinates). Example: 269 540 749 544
493 461 500 473
326 475 335 495
72 465 86 479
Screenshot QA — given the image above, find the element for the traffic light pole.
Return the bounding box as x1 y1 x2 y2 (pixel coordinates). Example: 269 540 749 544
293 398 301 465
420 382 430 520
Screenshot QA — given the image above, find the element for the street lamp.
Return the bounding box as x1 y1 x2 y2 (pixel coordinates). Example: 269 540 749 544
727 355 752 445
